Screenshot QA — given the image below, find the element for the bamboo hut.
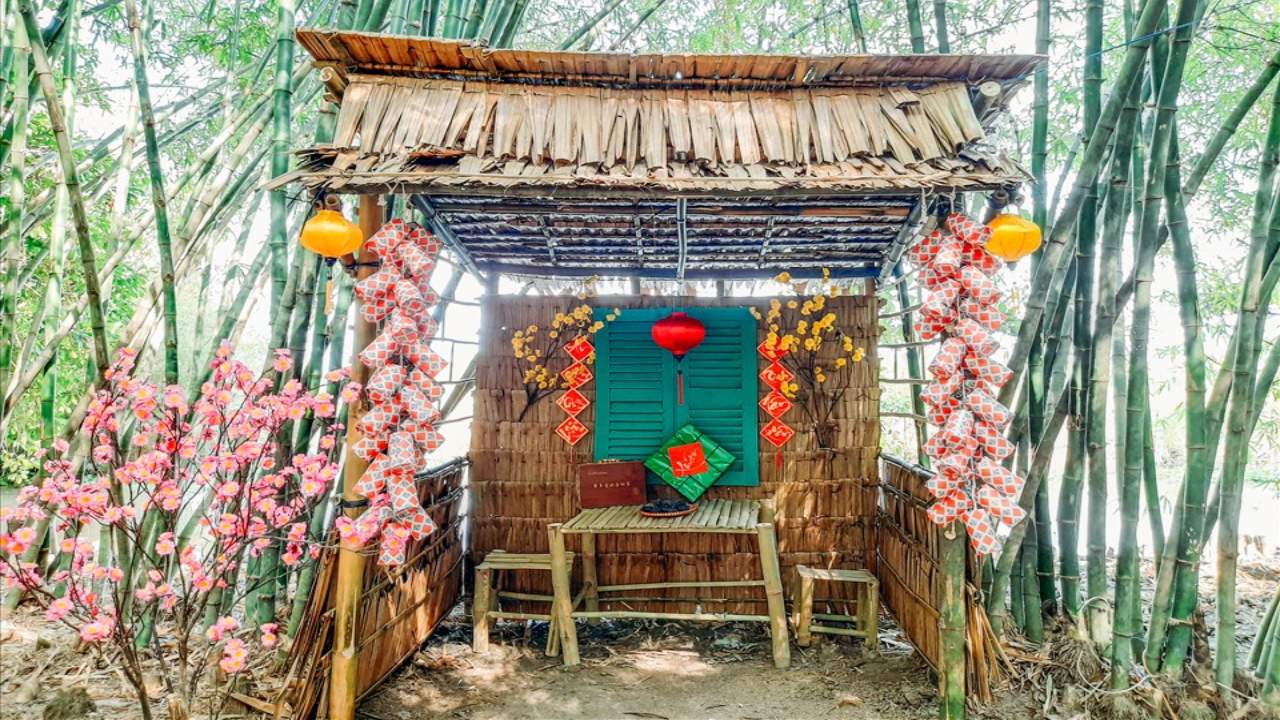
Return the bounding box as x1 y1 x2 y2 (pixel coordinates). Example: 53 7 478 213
272 29 1040 720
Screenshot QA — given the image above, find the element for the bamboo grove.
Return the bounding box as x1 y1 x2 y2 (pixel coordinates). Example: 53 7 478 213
0 0 1278 715
872 0 1280 710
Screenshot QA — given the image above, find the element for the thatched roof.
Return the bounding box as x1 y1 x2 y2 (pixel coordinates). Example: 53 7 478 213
275 30 1040 281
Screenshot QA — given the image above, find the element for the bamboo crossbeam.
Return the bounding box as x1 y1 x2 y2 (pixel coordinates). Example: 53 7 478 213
597 580 766 592
571 610 771 622
880 339 936 349
880 377 929 384
488 610 553 621
809 625 872 638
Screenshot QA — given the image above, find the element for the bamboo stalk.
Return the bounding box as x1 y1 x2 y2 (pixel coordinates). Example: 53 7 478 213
903 0 925 52
997 0 1165 410
608 0 667 51
938 522 966 719
557 0 625 50
931 0 948 52
0 17 30 426
17 8 110 387
125 0 179 385
1113 0 1201 687
1212 72 1280 692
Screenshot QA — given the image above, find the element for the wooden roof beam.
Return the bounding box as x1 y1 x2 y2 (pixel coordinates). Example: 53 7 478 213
476 262 879 281
410 195 485 280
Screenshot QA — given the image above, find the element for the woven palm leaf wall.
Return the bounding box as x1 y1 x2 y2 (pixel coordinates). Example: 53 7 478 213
468 293 879 614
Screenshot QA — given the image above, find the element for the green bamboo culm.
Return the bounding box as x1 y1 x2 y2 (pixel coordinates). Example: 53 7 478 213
17 0 112 381
904 0 925 52
1212 71 1280 692
40 0 81 453
1112 0 1201 688
845 0 866 52
270 0 298 328
931 0 948 52
1056 0 1097 621
0 15 32 427
938 522 966 720
1143 130 1204 672
997 0 1164 409
125 0 179 385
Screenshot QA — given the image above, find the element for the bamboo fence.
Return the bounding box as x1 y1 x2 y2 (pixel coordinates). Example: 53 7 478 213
275 459 468 719
877 455 1005 702
469 293 879 615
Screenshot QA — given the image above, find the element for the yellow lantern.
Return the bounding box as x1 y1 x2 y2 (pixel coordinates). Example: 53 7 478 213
984 213 1042 262
300 209 363 258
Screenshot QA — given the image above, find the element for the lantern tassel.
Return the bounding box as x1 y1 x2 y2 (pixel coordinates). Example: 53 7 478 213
676 366 685 405
775 449 782 470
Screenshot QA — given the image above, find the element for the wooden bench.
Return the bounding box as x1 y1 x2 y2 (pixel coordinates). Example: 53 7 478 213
790 565 879 649
473 551 578 655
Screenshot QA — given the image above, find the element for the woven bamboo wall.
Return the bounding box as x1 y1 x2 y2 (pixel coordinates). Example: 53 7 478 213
876 455 1003 702
469 293 879 614
279 460 468 719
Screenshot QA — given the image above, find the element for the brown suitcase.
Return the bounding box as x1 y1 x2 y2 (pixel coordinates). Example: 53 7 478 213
578 460 647 508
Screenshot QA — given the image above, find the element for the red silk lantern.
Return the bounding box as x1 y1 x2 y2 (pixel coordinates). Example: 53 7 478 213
651 311 706 404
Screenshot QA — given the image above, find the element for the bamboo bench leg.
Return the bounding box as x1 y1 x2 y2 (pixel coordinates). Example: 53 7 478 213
863 579 879 654
757 522 791 669
582 532 599 625
473 567 492 653
795 570 815 648
547 524 580 666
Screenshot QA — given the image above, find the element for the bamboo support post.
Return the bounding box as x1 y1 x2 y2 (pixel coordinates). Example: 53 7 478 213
582 532 599 624
547 524 580 665
756 522 791 669
330 195 383 720
794 568 815 647
938 522 967 720
472 567 492 652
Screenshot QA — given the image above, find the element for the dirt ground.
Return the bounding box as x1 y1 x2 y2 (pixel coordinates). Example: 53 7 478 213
0 552 1275 720
360 613 1029 720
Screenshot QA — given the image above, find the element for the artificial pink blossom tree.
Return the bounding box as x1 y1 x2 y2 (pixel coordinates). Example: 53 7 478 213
0 345 348 720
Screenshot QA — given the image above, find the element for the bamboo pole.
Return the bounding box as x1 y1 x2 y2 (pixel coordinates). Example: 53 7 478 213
931 0 948 52
1113 0 1201 687
756 522 791 670
125 0 179 385
938 522 966 720
997 0 1164 410
0 17 30 426
17 0 109 381
1212 74 1280 692
903 0 925 52
330 195 383 720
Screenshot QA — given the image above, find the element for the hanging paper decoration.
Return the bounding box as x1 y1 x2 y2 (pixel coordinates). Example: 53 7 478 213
337 220 446 566
650 311 706 404
909 213 1024 556
555 335 594 447
757 336 795 468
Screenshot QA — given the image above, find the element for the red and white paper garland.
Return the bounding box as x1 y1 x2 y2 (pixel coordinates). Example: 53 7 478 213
910 213 1024 556
555 335 594 446
336 220 448 566
758 338 795 468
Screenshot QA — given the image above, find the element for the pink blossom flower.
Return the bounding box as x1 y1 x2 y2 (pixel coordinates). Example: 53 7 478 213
45 598 73 622
80 617 114 643
259 623 279 648
272 350 293 373
155 532 175 557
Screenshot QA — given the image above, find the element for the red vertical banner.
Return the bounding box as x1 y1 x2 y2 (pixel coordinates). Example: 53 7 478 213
555 336 594 447
757 338 795 469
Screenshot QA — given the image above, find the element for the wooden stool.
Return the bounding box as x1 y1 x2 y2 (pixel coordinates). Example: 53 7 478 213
790 566 879 650
473 551 576 655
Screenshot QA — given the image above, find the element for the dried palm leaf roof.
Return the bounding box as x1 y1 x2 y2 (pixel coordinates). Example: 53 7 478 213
276 30 1041 280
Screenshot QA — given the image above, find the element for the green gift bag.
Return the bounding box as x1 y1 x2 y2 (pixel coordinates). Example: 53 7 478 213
644 423 736 502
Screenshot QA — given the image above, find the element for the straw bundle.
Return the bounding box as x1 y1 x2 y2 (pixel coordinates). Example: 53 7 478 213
469 294 879 614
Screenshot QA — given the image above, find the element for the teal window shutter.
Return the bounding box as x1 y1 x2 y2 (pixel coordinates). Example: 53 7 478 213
594 307 759 487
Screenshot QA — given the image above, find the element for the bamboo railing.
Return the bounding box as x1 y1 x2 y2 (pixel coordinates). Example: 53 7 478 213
275 459 468 719
876 455 1005 709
